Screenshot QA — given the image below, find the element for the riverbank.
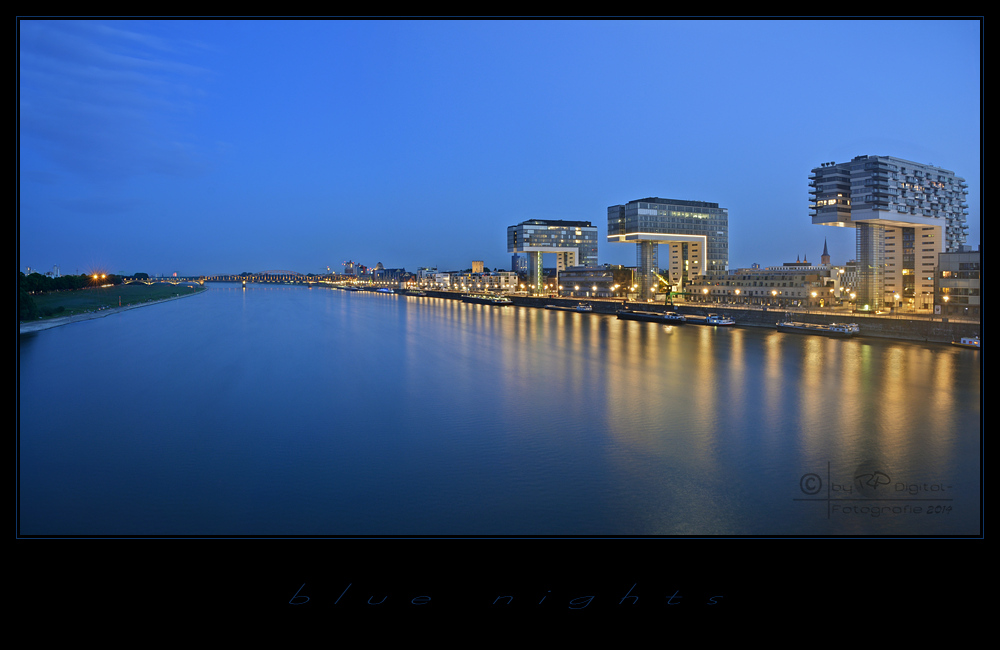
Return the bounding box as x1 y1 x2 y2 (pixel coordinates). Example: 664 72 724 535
408 290 981 345
19 285 207 334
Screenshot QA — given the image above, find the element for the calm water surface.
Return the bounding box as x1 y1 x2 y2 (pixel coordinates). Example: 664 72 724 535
19 284 981 535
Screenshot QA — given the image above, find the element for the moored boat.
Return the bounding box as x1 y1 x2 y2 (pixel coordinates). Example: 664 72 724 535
776 320 857 337
951 336 981 349
545 302 594 312
616 309 686 324
462 293 512 305
706 314 735 326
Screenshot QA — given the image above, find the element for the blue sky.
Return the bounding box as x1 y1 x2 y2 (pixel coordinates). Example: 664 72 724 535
19 19 981 277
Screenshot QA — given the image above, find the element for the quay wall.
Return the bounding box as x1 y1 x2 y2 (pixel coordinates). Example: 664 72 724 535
413 290 978 344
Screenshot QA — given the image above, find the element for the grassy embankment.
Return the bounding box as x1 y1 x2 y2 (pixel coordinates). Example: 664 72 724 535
27 283 206 320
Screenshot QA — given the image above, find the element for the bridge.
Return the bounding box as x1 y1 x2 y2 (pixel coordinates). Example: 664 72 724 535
121 276 205 285
121 272 354 286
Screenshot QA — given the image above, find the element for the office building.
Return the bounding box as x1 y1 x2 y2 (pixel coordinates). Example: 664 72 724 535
810 155 968 312
935 245 980 318
607 198 729 300
507 219 599 291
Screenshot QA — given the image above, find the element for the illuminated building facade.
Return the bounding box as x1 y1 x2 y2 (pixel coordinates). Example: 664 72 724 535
557 265 634 298
507 219 599 291
607 198 729 299
810 155 968 311
934 245 980 318
689 265 837 307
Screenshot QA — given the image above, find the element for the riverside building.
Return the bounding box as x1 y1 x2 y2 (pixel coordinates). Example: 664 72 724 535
689 261 839 308
557 264 634 298
810 155 968 312
507 219 599 292
607 197 729 300
934 245 980 318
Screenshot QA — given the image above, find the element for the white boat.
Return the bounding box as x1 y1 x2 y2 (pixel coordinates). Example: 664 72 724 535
951 336 981 349
706 314 735 326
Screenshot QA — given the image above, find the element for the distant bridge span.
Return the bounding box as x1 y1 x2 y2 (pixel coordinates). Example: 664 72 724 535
122 273 349 286
121 276 204 285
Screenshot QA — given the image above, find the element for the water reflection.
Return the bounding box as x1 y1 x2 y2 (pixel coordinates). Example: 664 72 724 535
19 285 980 535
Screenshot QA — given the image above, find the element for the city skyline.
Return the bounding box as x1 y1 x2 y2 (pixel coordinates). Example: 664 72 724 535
19 19 981 277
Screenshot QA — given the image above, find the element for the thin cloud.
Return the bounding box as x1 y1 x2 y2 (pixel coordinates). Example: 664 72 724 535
19 20 212 181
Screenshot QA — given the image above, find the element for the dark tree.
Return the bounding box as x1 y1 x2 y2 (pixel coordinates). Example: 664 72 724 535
18 273 39 321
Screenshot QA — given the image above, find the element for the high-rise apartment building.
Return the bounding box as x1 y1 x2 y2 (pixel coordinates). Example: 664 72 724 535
507 219 599 291
607 197 729 299
810 155 968 312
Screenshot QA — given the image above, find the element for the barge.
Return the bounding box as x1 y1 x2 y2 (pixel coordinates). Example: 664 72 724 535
616 309 686 324
688 313 737 326
951 336 981 349
776 320 858 338
545 302 593 312
462 293 513 306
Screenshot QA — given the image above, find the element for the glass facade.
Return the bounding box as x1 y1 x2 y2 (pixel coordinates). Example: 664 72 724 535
607 198 729 275
608 197 730 299
507 219 599 291
507 219 599 266
636 241 658 298
856 222 885 311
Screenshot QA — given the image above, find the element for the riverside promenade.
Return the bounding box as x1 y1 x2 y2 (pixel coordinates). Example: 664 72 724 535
413 290 980 345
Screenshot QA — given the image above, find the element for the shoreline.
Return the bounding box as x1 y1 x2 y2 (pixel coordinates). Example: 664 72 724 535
18 286 206 334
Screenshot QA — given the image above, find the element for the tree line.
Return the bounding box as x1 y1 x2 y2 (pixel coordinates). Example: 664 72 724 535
18 271 124 322
20 271 123 294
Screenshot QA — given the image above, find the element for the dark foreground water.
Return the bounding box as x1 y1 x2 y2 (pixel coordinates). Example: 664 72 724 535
19 284 981 536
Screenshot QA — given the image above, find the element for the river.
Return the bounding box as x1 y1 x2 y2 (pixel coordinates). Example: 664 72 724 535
18 283 981 536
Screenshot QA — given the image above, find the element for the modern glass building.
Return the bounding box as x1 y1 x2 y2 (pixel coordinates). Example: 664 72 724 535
607 198 729 299
810 155 968 312
507 219 599 291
